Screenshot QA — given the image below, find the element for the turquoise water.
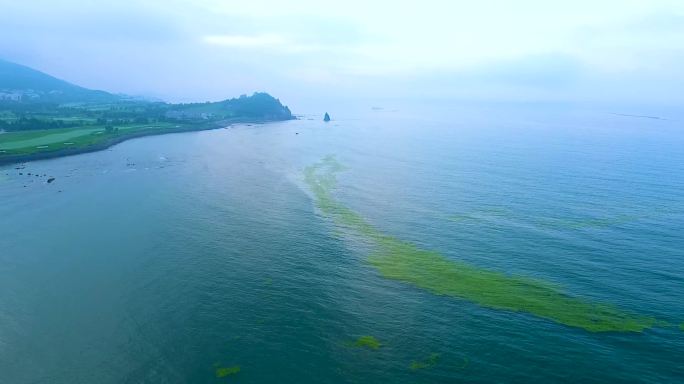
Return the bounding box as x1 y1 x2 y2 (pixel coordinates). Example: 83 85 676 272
1 104 683 382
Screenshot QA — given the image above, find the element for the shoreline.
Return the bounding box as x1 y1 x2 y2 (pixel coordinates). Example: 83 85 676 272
0 116 294 166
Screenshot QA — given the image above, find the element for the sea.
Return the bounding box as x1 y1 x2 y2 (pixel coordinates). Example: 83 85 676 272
1 102 683 383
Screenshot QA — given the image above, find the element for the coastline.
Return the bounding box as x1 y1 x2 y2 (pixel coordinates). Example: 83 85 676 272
0 116 294 166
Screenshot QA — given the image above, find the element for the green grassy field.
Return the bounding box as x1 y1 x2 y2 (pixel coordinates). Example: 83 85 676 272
0 122 184 156
0 92 292 163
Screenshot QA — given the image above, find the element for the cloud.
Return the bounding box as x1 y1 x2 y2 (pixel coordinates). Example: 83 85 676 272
2 0 684 106
202 34 288 48
0 2 183 43
201 33 343 54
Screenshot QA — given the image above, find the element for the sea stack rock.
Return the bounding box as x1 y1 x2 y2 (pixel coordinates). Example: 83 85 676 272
323 112 331 122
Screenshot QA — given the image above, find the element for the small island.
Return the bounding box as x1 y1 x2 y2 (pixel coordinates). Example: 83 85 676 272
0 59 294 165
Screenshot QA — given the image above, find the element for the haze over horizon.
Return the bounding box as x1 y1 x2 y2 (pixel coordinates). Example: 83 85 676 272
2 0 683 110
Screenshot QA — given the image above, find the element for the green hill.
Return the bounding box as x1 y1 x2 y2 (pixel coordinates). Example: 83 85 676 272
0 58 119 103
172 93 293 120
0 60 294 164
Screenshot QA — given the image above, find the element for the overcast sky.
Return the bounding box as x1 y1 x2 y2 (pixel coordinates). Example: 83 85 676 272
1 0 683 109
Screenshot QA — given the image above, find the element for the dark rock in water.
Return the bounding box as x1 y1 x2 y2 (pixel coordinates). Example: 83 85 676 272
323 112 331 122
47 177 55 184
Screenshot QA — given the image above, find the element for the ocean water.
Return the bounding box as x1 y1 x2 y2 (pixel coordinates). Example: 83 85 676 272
1 104 683 383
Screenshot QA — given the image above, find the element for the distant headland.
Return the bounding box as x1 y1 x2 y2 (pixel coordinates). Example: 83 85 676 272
0 59 295 165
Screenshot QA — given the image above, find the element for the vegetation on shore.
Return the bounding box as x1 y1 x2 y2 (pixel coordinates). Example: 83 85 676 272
0 59 294 164
0 94 293 164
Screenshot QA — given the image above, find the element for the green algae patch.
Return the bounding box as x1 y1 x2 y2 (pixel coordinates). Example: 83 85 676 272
446 214 473 223
680 323 684 331
304 156 658 333
215 365 241 378
537 215 640 230
447 209 640 230
410 353 440 370
367 237 657 332
447 207 512 223
353 335 381 350
454 357 469 371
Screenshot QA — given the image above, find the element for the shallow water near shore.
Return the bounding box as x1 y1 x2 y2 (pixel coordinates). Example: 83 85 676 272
1 103 683 383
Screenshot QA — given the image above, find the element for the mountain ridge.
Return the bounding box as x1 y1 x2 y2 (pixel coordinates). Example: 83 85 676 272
0 58 119 103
